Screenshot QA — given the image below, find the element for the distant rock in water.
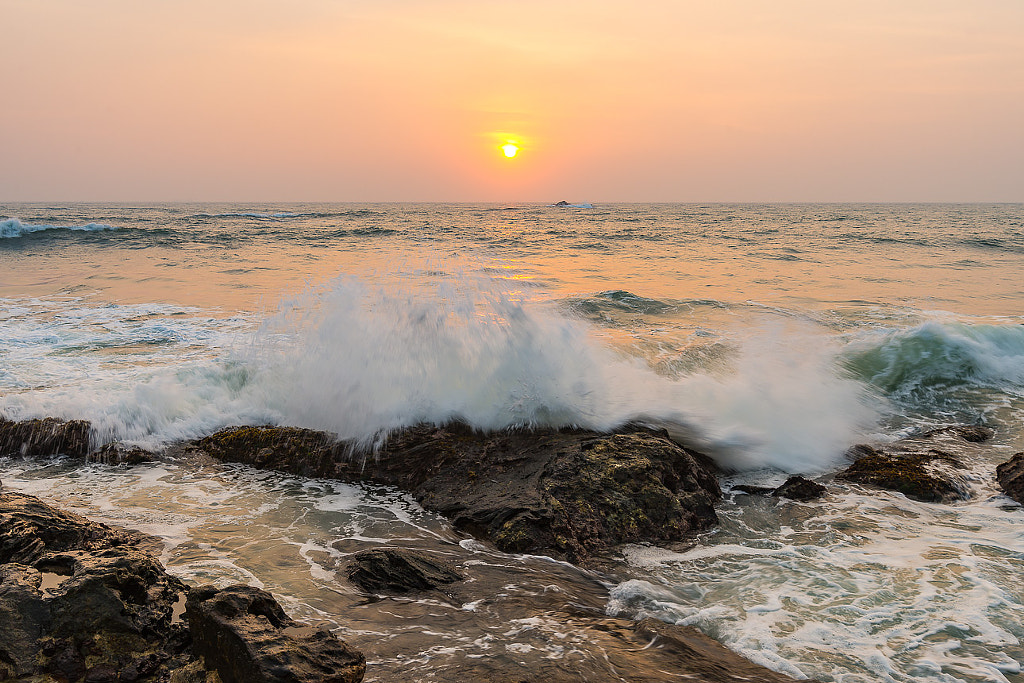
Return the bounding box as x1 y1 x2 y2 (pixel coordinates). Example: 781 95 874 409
346 547 462 594
550 200 594 208
996 452 1024 504
838 425 993 503
195 423 722 564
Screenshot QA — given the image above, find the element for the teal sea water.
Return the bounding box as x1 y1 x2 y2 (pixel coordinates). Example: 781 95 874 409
2 203 1024 681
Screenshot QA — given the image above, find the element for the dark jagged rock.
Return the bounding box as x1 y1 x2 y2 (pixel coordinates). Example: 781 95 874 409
732 484 775 495
1 490 367 683
34 547 190 682
0 564 52 679
346 547 462 594
0 417 92 458
185 584 365 683
996 452 1024 504
196 423 721 563
772 476 827 501
837 426 991 503
0 490 190 682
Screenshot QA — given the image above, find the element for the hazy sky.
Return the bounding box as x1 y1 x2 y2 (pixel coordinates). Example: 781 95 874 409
3 1 1023 202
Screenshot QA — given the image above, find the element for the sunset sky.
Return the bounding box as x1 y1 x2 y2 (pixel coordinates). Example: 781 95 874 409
3 1 1023 202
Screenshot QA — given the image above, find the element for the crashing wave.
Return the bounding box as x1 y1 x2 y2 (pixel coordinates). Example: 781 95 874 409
1 218 117 239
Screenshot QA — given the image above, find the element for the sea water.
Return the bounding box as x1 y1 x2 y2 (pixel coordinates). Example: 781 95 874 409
2 203 1023 681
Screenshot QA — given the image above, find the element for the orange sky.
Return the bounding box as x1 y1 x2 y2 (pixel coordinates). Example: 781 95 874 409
2 0 1022 202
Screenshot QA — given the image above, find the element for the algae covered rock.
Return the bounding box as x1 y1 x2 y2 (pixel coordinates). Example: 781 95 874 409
838 425 992 503
196 423 721 563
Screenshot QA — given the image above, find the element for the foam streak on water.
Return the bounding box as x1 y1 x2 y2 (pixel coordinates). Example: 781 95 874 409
610 482 1024 683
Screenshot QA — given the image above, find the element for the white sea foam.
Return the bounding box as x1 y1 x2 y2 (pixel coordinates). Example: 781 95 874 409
609 488 1024 683
0 218 116 238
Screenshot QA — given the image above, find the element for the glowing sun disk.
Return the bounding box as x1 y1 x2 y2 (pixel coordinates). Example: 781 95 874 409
501 143 519 158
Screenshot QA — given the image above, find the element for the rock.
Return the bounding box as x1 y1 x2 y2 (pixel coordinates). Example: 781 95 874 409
0 564 53 679
0 490 159 565
837 426 991 502
0 417 160 465
35 547 190 681
772 476 827 501
633 618 817 682
0 490 190 682
996 452 1024 504
196 423 722 563
731 484 775 495
88 441 159 466
0 417 92 458
185 584 365 683
920 425 994 443
346 547 462 594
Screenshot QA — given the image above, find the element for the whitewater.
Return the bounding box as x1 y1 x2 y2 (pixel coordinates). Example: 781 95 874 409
2 203 1023 681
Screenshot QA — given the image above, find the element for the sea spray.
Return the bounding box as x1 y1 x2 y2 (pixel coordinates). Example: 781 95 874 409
243 272 877 470
1 272 879 471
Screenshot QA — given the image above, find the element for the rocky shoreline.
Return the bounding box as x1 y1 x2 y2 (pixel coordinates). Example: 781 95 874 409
2 416 1023 682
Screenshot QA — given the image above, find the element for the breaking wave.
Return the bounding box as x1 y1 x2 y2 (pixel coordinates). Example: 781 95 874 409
0 274 878 473
0 218 117 239
841 322 1024 403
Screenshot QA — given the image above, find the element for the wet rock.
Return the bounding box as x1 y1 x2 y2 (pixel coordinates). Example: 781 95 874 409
837 426 990 503
185 584 365 683
996 452 1024 504
197 423 722 563
920 425 994 443
346 547 462 594
0 564 52 680
0 417 92 458
0 490 190 682
88 441 159 466
634 618 816 682
0 490 158 565
772 476 827 501
731 484 774 496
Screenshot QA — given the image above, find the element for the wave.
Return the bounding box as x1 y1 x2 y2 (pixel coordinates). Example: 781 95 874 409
565 290 676 316
840 321 1024 414
0 275 877 474
0 218 117 239
190 209 386 221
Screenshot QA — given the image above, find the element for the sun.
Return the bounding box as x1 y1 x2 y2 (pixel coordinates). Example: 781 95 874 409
501 143 519 158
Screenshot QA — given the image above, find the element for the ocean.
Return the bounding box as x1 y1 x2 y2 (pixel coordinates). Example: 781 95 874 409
2 202 1023 681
